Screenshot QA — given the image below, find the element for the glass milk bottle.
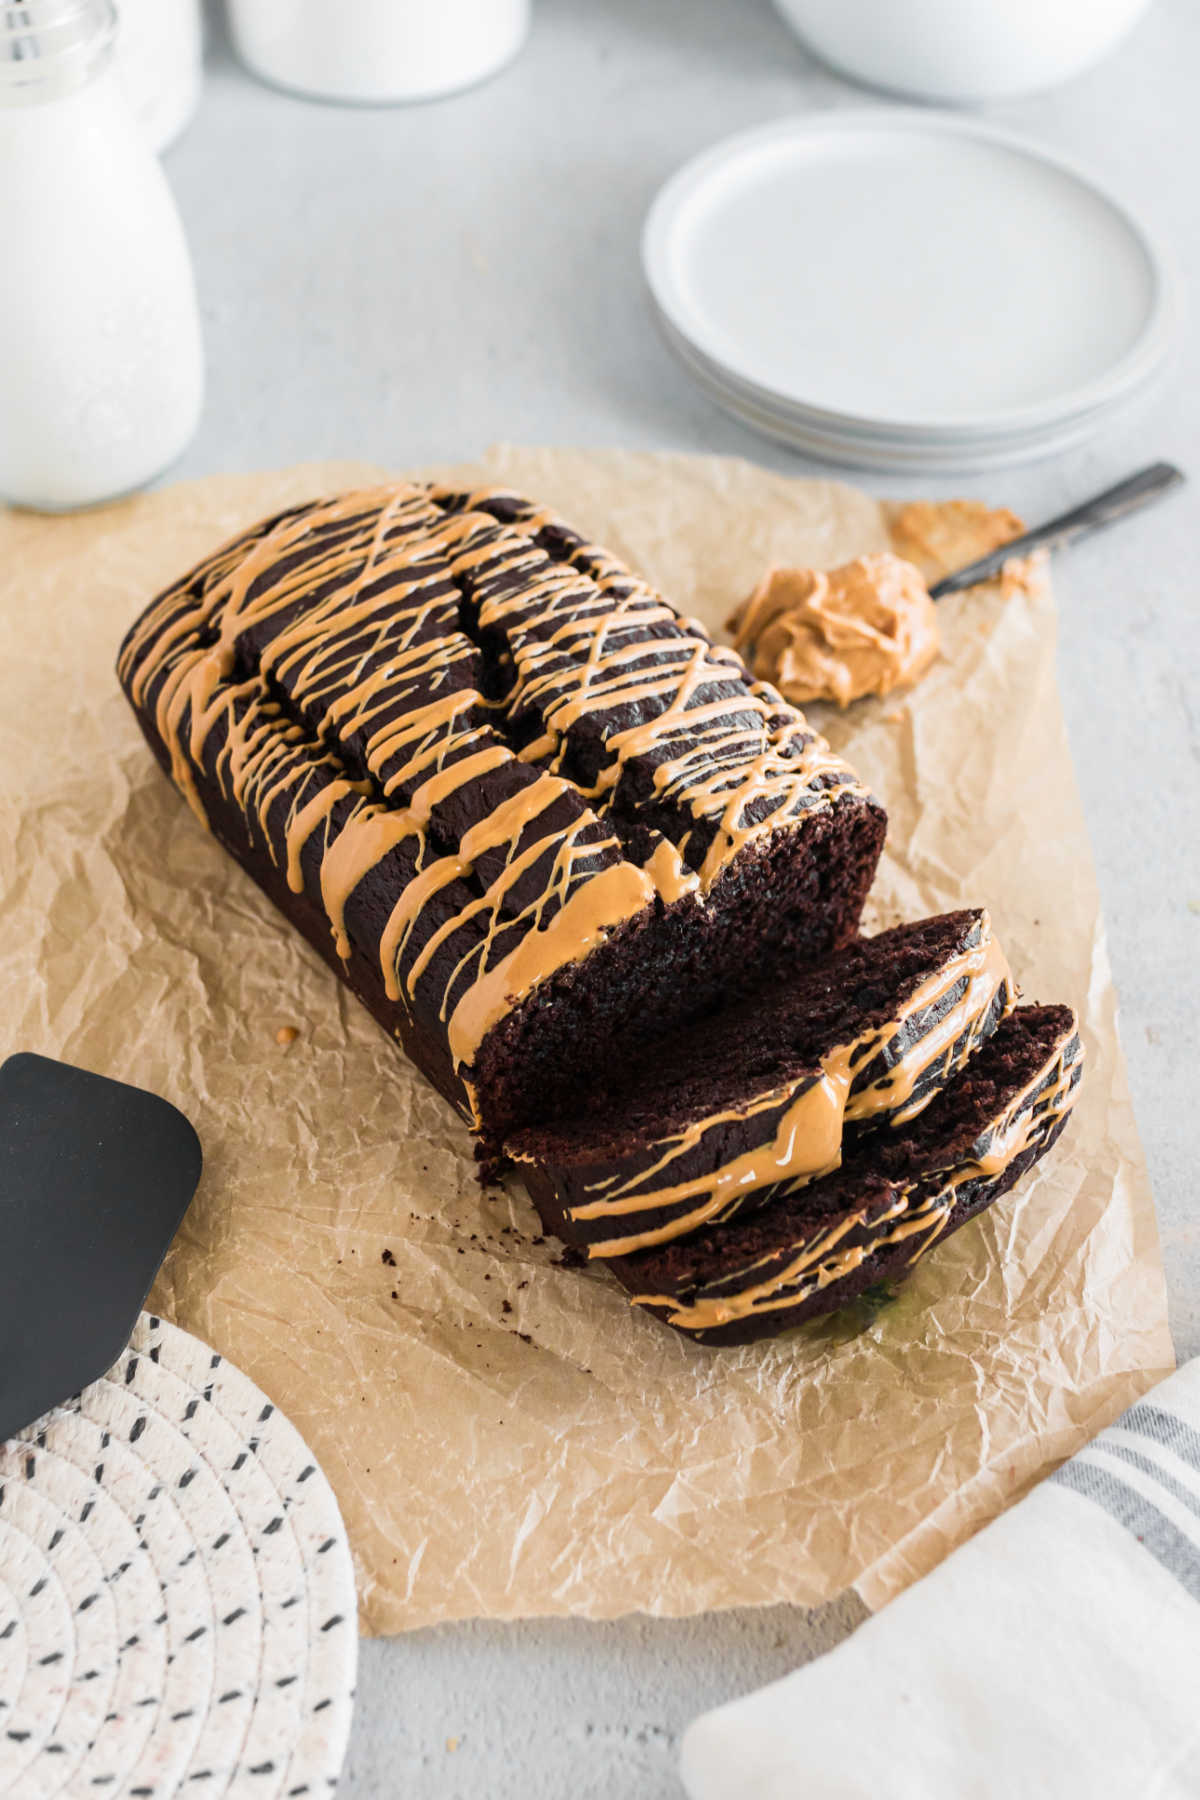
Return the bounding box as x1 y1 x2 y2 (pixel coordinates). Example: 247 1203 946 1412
0 0 204 510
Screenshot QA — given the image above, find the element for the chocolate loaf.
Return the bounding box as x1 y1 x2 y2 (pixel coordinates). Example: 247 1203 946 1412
509 909 1017 1256
116 483 885 1149
610 1005 1083 1344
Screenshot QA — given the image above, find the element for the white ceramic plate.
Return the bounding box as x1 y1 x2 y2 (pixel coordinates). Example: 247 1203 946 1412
643 111 1175 442
653 304 1148 472
655 294 1143 448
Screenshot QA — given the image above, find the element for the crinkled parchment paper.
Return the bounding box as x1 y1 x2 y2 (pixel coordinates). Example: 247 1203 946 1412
0 447 1171 1633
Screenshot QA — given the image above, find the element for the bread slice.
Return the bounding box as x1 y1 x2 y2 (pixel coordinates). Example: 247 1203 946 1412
612 1004 1082 1344
509 910 1015 1256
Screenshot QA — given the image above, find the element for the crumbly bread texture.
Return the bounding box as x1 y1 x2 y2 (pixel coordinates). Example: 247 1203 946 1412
510 910 1016 1257
117 483 885 1150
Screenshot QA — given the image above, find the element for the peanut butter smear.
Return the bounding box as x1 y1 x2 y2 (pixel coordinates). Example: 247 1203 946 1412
727 552 940 709
886 498 1036 597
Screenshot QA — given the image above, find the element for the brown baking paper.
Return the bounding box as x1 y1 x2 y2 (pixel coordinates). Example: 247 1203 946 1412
0 447 1172 1633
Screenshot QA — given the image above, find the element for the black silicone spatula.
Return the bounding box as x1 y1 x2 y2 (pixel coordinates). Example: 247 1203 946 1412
0 1053 203 1444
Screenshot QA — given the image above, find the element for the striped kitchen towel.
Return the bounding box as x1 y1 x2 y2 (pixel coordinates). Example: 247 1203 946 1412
681 1359 1200 1800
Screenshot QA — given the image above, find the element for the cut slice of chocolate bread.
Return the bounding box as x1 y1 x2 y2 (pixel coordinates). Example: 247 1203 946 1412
611 1004 1082 1345
116 483 885 1150
509 909 1016 1256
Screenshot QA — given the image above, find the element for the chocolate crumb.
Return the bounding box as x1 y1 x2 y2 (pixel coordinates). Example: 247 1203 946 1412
517 1332 532 1345
501 1300 513 1315
381 1248 396 1267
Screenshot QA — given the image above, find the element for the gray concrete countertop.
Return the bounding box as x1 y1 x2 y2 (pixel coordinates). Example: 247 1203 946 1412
166 4 1199 1791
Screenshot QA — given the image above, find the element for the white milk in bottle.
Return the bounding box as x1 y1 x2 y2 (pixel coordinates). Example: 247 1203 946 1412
0 0 204 510
115 0 204 152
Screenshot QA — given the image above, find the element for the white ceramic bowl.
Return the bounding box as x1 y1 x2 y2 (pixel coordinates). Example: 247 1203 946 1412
773 0 1155 102
227 0 530 105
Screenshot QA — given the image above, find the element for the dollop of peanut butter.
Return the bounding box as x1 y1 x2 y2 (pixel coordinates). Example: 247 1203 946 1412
728 552 940 709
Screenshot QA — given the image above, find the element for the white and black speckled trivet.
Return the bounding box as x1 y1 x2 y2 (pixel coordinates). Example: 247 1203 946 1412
0 1314 357 1798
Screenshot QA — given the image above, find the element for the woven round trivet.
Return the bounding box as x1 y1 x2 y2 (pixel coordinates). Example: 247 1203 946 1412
0 1314 357 1798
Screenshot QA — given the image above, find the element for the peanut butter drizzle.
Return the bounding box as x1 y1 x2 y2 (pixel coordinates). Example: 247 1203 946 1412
119 482 872 1117
634 1021 1082 1332
564 1072 848 1259
447 861 657 1075
938 1027 1081 1188
844 926 1014 1128
531 918 1014 1258
284 779 364 895
319 806 428 965
645 836 696 907
407 746 511 828
437 486 865 876
381 856 469 1003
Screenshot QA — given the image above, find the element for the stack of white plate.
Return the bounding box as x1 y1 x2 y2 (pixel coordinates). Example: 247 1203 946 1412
642 112 1175 472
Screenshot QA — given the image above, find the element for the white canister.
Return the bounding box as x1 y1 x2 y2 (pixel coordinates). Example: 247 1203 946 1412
773 0 1155 103
114 0 203 152
0 0 205 511
226 0 530 105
